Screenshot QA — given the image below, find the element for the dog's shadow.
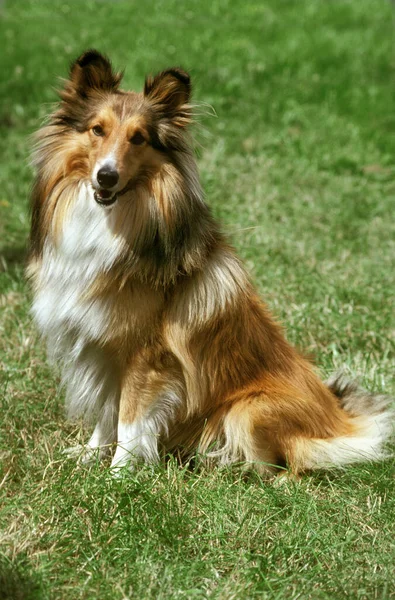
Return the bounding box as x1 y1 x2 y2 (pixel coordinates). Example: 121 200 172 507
0 554 45 600
0 246 28 273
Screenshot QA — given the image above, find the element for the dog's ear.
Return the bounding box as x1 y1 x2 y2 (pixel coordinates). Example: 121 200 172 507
66 50 123 97
144 68 191 119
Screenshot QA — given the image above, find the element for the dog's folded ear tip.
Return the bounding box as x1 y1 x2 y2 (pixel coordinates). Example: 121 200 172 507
76 49 109 69
165 67 191 85
145 67 191 87
70 49 113 75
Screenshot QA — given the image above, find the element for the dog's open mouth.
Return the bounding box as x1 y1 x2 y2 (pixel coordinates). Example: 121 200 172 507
94 189 118 207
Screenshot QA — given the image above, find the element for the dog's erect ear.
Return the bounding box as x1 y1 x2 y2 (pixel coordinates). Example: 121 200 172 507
67 50 123 97
144 68 191 117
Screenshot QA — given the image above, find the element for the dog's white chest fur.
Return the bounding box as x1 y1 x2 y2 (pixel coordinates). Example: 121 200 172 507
32 184 123 347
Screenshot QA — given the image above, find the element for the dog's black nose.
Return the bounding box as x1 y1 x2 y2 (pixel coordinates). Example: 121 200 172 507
97 167 119 189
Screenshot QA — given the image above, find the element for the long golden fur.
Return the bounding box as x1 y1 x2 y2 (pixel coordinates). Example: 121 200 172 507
28 50 393 476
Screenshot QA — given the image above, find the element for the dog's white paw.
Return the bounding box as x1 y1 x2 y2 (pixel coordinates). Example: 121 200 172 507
109 447 144 478
109 464 130 479
273 471 300 488
62 445 103 465
62 444 84 458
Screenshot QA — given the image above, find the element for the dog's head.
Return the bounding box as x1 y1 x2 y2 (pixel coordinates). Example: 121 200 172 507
55 50 192 207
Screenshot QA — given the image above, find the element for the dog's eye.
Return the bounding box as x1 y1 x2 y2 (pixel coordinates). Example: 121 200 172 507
92 125 105 137
130 131 146 146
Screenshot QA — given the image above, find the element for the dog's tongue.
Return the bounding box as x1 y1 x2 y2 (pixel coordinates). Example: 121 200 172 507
98 189 113 199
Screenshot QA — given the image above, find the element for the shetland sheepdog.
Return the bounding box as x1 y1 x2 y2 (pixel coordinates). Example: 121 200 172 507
27 50 393 476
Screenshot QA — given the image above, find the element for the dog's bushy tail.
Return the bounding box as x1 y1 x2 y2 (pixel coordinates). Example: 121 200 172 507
327 372 393 416
293 373 394 471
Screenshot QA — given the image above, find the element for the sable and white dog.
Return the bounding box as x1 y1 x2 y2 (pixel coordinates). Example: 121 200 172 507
28 50 393 475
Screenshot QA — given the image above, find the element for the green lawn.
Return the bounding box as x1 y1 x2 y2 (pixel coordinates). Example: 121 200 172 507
1 1 394 598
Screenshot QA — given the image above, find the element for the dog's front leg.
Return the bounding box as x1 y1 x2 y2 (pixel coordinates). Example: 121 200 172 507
64 401 118 464
111 414 160 471
62 342 120 463
110 351 185 474
82 399 119 462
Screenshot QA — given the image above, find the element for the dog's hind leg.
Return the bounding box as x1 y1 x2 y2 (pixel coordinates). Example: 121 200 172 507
200 372 354 475
202 399 280 475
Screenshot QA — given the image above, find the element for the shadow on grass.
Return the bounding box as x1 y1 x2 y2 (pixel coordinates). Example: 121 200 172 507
0 246 28 273
0 554 46 600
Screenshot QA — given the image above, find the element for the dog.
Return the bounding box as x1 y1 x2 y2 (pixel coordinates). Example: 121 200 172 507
27 50 393 476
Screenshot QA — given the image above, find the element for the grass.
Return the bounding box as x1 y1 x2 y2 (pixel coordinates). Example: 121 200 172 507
0 0 394 598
